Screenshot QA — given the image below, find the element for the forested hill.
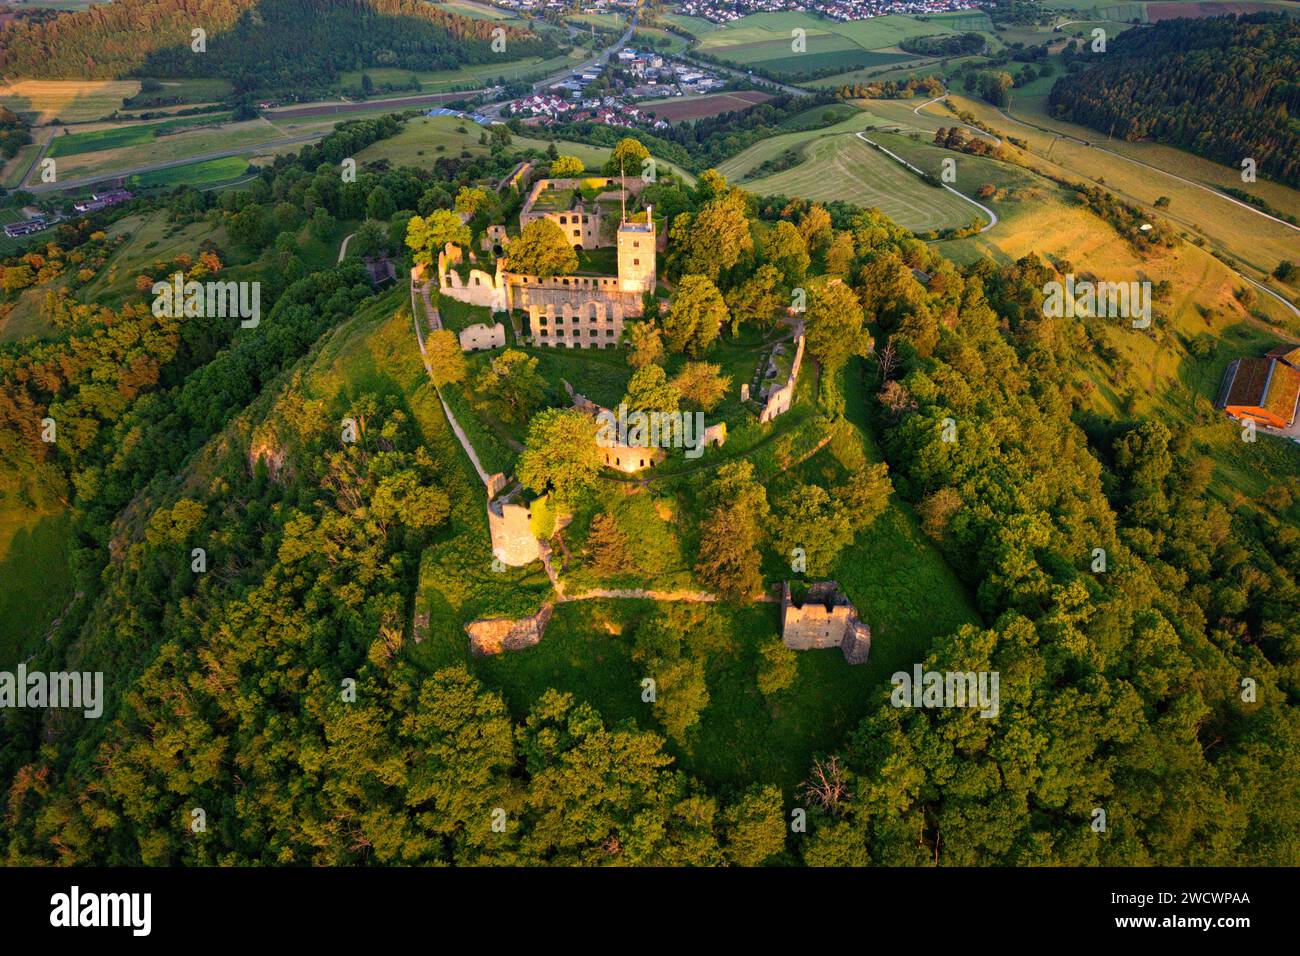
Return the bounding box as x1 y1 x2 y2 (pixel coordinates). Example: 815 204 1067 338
1047 13 1300 188
0 0 551 87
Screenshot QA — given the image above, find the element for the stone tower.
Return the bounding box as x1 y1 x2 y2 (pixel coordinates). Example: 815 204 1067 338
616 205 656 296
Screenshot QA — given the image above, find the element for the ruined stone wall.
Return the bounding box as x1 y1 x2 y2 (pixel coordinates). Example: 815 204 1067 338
600 441 667 472
459 322 505 352
438 243 504 310
466 603 553 656
759 333 804 424
780 581 871 665
488 498 540 566
528 299 627 349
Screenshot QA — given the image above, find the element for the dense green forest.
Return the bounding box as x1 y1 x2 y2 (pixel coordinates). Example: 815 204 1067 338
899 32 986 57
0 0 552 90
0 106 31 161
0 108 1296 863
1048 13 1300 187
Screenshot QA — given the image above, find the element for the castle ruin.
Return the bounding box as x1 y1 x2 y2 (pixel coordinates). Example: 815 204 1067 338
437 173 657 351
780 581 871 665
465 602 553 656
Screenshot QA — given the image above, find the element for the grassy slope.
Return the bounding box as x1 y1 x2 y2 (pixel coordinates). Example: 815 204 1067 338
355 116 699 185
929 92 1300 285
48 117 290 181
0 502 73 668
741 133 981 233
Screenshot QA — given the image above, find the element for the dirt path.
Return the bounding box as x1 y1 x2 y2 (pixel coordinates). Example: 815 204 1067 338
337 232 355 264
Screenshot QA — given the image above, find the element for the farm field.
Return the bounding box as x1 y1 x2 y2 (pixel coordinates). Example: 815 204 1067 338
437 0 518 19
681 12 968 78
641 89 773 122
866 128 1040 205
566 12 626 30
0 141 42 189
741 133 983 234
43 117 296 181
122 77 233 109
0 79 140 124
338 51 586 95
632 26 690 55
128 155 254 189
354 115 493 163
47 113 232 157
716 104 926 180
808 54 953 89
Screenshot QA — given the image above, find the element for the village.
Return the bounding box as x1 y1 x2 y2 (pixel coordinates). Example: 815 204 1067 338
618 0 982 24
502 46 727 129
2 189 133 240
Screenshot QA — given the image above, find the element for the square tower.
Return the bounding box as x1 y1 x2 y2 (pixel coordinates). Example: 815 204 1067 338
617 205 656 295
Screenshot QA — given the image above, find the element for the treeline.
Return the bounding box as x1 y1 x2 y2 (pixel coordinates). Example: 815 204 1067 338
899 31 986 57
0 0 552 91
0 106 31 161
834 76 946 101
1048 13 1300 187
528 93 846 173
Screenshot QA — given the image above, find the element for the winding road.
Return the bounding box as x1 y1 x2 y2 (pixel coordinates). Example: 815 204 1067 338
991 104 1300 235
913 95 1002 145
986 104 1300 318
855 130 998 234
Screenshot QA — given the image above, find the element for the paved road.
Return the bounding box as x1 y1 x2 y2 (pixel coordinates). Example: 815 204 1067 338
855 130 998 234
268 90 474 120
994 104 1300 235
914 95 1002 145
25 131 326 194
